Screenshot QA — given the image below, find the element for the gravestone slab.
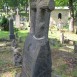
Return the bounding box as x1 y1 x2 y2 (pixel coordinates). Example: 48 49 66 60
15 15 20 28
60 32 64 44
74 42 77 53
15 8 20 28
9 17 15 39
13 47 22 66
20 0 55 77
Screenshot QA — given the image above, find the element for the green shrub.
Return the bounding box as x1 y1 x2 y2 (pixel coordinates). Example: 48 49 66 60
0 16 9 31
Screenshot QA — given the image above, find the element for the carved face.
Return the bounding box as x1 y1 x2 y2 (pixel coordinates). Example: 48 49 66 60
30 0 55 38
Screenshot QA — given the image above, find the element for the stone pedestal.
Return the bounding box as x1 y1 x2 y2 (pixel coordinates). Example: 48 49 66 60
9 18 15 40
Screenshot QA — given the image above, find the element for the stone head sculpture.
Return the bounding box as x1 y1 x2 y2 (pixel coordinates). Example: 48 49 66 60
30 0 55 39
20 0 55 77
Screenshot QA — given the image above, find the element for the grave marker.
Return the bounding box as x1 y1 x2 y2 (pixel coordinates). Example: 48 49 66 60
9 17 15 40
15 8 20 28
21 0 55 77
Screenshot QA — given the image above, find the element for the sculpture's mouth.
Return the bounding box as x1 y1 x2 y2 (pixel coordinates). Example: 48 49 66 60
33 35 45 40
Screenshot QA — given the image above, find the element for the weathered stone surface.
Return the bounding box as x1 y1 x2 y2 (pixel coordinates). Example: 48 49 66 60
21 0 55 77
30 0 55 35
11 39 22 66
21 34 51 77
11 47 22 66
31 0 55 10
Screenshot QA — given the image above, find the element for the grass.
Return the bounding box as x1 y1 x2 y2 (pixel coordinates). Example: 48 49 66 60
0 31 9 39
0 30 29 77
0 27 77 77
0 30 29 40
49 26 77 77
17 30 29 41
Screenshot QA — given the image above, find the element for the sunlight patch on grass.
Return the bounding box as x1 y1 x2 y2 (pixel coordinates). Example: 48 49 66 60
49 27 77 42
18 30 29 33
59 46 74 52
0 43 6 46
66 45 74 50
64 32 77 41
1 70 16 77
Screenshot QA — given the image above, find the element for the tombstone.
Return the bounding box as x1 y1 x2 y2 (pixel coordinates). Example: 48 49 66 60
69 17 74 32
75 28 77 34
9 17 15 40
60 32 64 44
74 42 77 53
11 39 22 67
11 47 22 66
15 8 20 28
20 0 55 77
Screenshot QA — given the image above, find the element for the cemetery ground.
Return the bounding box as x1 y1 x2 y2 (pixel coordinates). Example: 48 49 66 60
0 27 77 77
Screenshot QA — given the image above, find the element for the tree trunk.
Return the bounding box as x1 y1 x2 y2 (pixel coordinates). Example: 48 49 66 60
25 3 28 14
69 0 74 32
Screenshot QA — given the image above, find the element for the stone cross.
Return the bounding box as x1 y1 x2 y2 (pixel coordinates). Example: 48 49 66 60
9 17 15 40
20 0 55 77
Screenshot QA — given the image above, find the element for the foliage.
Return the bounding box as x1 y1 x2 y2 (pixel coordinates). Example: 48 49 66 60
0 0 28 10
14 27 19 32
0 16 9 31
73 0 77 17
55 0 68 6
55 0 77 18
